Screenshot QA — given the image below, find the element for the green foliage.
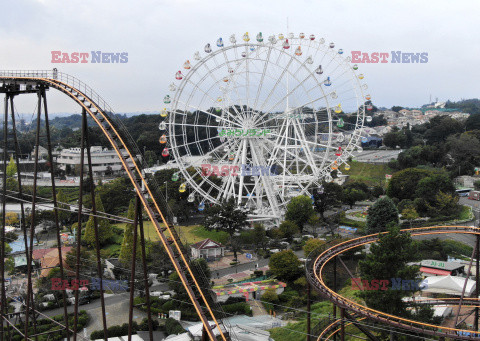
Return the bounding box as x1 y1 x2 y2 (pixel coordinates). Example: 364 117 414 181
221 302 252 316
119 200 141 265
366 197 399 234
56 189 71 225
6 155 17 177
303 238 326 258
269 250 301 283
401 207 419 226
285 196 315 231
386 168 431 201
203 197 248 260
343 188 367 208
261 288 279 303
313 182 343 218
359 226 419 317
165 318 185 335
84 194 113 247
278 220 299 242
94 177 134 215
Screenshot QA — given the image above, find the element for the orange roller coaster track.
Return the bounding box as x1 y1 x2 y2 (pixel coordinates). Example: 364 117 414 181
308 225 480 340
0 70 225 341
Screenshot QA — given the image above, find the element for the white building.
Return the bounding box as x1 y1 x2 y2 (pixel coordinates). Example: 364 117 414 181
56 146 137 177
190 238 225 260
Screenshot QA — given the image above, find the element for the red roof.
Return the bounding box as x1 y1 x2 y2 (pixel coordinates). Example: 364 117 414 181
420 266 451 276
191 238 223 250
32 247 72 260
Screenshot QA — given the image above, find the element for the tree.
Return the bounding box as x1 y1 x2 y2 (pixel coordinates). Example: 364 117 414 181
56 190 71 229
359 226 419 317
4 212 19 226
203 197 249 260
119 200 141 265
391 106 403 112
366 197 399 234
251 224 268 252
303 238 326 258
343 188 366 209
261 288 279 303
386 168 431 201
65 247 94 275
277 221 299 242
269 250 301 282
285 196 315 232
313 182 343 219
5 155 18 192
84 194 113 247
95 177 134 215
144 150 157 167
402 207 419 227
6 155 16 177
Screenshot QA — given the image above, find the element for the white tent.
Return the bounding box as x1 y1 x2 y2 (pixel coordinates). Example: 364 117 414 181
422 275 476 296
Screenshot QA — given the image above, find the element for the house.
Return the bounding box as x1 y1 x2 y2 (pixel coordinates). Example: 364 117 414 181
32 246 73 277
190 239 225 260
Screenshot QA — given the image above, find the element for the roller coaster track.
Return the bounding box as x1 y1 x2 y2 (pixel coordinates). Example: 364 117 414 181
0 70 224 341
307 225 480 340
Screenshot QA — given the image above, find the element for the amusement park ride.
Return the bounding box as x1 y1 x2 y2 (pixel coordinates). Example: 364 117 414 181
0 33 479 341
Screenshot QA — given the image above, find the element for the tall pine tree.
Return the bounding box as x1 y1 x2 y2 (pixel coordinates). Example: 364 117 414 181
84 194 113 247
119 200 141 265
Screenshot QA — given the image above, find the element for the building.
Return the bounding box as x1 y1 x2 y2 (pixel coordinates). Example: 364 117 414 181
417 259 465 277
32 246 73 277
56 146 136 177
190 239 225 260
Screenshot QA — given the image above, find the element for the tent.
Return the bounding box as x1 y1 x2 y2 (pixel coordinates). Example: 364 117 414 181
422 275 476 296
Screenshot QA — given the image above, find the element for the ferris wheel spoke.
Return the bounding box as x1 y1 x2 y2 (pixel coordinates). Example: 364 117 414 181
248 139 280 217
257 54 295 113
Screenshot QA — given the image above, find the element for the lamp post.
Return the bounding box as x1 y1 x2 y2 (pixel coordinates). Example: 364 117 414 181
164 181 168 204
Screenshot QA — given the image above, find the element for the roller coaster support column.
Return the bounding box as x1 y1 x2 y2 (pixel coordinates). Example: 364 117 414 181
83 111 109 340
1 91 11 341
137 196 154 341
340 308 345 341
128 197 140 341
42 87 70 340
307 282 311 341
73 108 87 341
476 232 479 332
333 255 337 341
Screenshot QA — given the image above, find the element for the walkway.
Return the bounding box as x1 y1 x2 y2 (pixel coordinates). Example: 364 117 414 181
248 300 268 316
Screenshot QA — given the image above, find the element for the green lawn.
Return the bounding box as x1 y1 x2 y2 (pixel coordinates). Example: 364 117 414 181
114 222 229 245
340 162 393 187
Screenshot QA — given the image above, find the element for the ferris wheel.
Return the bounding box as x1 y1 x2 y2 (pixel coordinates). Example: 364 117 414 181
159 32 370 223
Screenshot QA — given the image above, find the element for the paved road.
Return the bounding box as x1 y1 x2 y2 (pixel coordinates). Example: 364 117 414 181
354 149 403 164
214 250 305 278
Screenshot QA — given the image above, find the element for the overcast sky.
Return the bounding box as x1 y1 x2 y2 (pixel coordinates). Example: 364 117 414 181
1 0 479 114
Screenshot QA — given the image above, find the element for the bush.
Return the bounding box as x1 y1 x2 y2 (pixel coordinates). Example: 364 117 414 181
224 296 246 305
221 302 251 316
261 288 279 304
165 318 185 335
